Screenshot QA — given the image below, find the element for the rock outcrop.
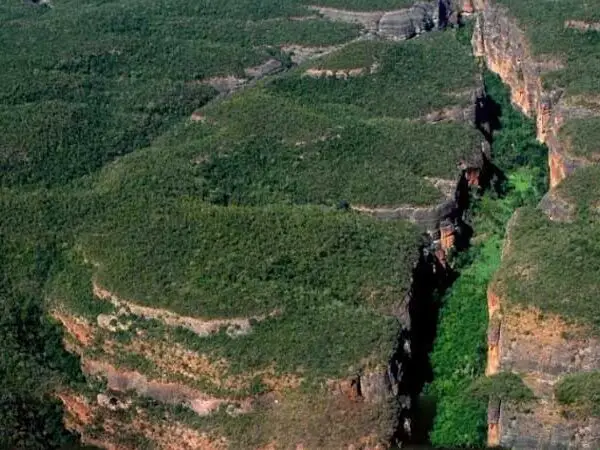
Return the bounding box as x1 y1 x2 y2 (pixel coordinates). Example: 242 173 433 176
55 282 405 448
313 1 455 41
58 391 229 450
471 1 598 189
538 190 576 223
378 3 438 40
92 282 276 337
485 285 600 448
302 67 369 79
83 359 253 416
351 139 486 257
472 2 600 447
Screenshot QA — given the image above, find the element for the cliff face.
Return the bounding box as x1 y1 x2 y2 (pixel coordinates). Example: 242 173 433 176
485 285 600 449
315 1 456 40
471 1 600 447
471 1 591 189
54 295 401 449
485 216 600 448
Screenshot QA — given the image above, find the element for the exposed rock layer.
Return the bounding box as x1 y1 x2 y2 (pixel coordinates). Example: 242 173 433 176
312 1 455 41
485 286 600 448
472 1 595 190
472 1 600 447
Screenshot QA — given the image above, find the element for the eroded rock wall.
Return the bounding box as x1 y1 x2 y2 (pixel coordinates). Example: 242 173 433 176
485 284 600 449
471 2 600 447
471 1 592 189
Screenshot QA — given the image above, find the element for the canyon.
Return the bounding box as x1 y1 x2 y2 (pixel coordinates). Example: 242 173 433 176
471 0 600 448
3 0 599 448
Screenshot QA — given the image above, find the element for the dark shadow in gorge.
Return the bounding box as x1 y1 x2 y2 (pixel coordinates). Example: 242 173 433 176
398 76 510 447
402 252 457 445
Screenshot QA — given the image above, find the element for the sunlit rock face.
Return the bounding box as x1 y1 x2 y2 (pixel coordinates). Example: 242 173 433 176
475 2 600 445
472 1 597 189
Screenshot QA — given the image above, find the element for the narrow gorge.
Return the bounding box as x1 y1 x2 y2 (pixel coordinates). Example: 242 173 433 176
402 26 550 449
3 0 598 448
416 0 600 448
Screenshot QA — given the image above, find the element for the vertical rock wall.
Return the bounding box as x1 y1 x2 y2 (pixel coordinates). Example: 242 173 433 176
471 0 591 189
466 1 600 447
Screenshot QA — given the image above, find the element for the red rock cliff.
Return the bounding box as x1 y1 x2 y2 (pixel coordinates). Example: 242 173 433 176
471 0 592 188
473 3 600 446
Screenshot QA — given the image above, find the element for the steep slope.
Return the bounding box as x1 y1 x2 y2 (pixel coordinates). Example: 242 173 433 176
0 0 488 448
470 0 600 447
54 29 485 448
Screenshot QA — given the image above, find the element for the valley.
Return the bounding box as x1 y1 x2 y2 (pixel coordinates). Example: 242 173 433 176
2 0 600 449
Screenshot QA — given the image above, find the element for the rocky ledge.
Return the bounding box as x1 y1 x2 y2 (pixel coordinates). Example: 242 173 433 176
312 0 456 41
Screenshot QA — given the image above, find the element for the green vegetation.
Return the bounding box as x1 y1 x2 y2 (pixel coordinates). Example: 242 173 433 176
84 203 421 318
495 201 600 332
496 0 600 96
494 148 600 334
79 202 420 379
197 117 479 207
469 372 535 404
557 164 600 215
313 41 391 70
555 371 600 416
121 388 399 450
0 239 84 449
308 0 414 9
426 71 548 447
486 0 600 353
426 235 498 447
85 31 482 210
273 31 479 119
560 117 600 159
0 0 487 445
0 0 365 187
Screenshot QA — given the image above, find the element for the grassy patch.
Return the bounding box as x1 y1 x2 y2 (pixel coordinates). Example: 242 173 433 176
495 205 600 332
427 234 500 447
138 387 399 450
83 200 421 319
495 0 600 96
197 118 479 207
555 371 600 416
272 31 479 119
560 117 600 159
313 41 391 70
469 372 535 404
309 0 415 10
0 0 363 187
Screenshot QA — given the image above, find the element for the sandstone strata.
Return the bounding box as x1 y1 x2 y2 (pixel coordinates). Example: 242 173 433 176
485 286 600 448
55 284 404 448
351 137 486 252
302 66 368 79
82 359 253 416
280 44 340 65
93 282 275 337
472 1 600 446
312 1 454 40
472 1 598 189
58 391 228 450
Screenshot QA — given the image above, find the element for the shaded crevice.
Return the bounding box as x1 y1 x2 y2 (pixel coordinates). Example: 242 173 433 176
393 73 507 446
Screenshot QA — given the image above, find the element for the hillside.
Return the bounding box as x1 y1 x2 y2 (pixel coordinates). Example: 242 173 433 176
0 0 492 449
11 0 600 448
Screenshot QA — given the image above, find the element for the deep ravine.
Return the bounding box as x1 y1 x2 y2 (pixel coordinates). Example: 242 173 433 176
405 68 549 447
